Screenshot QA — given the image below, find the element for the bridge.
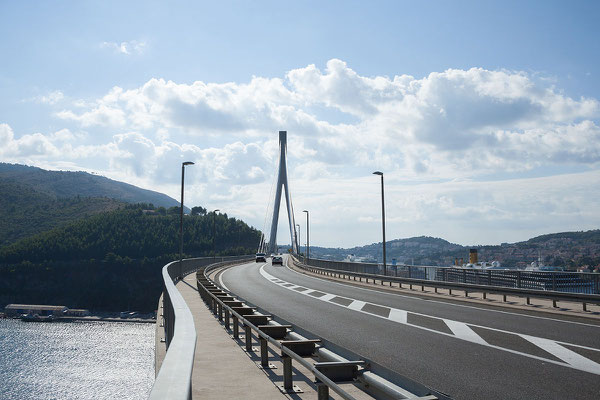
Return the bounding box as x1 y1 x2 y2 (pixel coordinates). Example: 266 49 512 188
150 132 600 399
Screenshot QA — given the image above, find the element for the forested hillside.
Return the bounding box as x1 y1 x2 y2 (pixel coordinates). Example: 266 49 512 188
0 163 182 209
0 204 261 311
0 178 125 247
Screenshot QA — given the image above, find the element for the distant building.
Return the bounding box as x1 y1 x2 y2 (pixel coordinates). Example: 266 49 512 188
4 304 67 317
65 309 90 317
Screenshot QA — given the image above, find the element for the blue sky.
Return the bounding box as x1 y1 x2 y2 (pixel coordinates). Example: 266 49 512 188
1 1 599 250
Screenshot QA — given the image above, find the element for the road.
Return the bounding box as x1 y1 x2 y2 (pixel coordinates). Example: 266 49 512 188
218 258 600 400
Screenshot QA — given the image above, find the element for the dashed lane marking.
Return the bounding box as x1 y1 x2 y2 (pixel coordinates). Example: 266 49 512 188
259 264 600 376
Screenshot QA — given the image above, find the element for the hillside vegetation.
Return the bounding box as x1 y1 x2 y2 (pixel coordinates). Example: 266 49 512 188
0 163 181 208
0 178 125 247
0 204 261 311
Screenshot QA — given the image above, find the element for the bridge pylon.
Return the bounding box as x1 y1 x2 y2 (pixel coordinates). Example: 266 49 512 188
267 131 298 254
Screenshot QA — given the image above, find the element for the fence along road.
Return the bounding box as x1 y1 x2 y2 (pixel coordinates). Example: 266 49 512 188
217 256 600 400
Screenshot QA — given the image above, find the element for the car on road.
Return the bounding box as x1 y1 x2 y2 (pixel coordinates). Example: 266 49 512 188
255 253 266 262
272 255 283 265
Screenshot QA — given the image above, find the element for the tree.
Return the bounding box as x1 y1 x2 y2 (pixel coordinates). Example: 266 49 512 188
167 206 180 215
191 206 207 216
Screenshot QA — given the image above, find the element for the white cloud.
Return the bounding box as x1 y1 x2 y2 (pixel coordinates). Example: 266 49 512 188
5 59 600 246
101 40 146 55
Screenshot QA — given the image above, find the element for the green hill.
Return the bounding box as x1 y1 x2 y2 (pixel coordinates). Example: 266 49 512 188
0 204 261 311
0 205 260 263
0 178 125 247
306 231 600 270
0 163 182 209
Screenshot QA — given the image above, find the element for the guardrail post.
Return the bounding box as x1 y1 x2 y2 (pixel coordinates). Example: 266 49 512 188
317 384 329 400
408 266 412 278
488 270 491 285
552 300 558 308
233 315 239 339
245 325 252 352
583 302 587 312
282 355 293 390
218 303 223 321
260 337 269 367
225 309 230 330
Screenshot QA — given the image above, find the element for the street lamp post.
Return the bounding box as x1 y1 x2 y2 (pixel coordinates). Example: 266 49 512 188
296 223 301 259
373 171 386 276
180 161 194 279
212 209 220 260
303 210 309 262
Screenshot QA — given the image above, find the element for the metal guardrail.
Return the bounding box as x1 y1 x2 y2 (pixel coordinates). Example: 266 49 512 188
304 257 600 295
294 256 600 311
149 255 252 400
199 262 448 400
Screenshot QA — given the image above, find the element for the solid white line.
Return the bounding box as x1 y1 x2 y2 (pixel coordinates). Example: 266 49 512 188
218 268 230 291
444 319 488 345
521 335 600 375
284 263 600 329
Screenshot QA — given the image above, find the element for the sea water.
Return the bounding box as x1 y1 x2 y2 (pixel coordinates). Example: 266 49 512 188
0 319 154 400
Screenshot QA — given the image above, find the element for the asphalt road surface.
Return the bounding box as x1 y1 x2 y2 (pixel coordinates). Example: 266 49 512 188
218 257 600 400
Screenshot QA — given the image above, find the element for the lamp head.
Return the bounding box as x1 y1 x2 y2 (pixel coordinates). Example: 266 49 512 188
303 210 308 213
183 161 194 166
373 171 383 176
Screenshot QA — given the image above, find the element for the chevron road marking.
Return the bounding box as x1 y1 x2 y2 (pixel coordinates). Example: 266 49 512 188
443 319 488 346
258 264 600 376
521 335 600 375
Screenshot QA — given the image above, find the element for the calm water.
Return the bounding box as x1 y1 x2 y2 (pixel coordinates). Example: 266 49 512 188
0 319 154 400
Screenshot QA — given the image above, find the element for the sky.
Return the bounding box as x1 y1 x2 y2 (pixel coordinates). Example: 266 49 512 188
1 1 600 249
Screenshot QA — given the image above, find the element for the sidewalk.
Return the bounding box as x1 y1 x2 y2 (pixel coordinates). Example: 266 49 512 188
176 273 289 400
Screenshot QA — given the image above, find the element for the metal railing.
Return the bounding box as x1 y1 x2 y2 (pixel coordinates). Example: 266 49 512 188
295 256 600 311
199 262 448 400
304 257 600 295
149 255 252 400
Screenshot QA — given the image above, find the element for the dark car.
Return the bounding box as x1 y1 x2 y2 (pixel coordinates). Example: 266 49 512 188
255 253 266 262
272 255 283 265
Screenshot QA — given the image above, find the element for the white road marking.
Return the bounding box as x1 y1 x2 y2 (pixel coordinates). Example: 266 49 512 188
218 268 230 291
348 300 367 311
444 319 488 345
259 264 600 376
284 262 600 329
388 308 408 324
521 335 600 375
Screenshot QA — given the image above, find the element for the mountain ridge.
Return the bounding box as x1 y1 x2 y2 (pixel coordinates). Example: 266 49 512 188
0 163 182 208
